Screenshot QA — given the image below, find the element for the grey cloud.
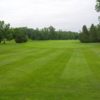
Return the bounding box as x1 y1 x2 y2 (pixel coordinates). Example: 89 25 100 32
0 0 99 32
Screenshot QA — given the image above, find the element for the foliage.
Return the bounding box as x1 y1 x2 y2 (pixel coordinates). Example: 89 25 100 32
89 24 97 42
0 21 11 44
96 24 100 42
79 25 89 43
14 27 28 43
95 0 100 12
79 24 100 43
29 27 79 40
0 20 79 44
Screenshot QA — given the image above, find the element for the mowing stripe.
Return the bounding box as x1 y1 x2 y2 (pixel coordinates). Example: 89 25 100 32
61 49 93 80
0 48 48 67
0 48 73 91
0 49 63 87
83 48 100 79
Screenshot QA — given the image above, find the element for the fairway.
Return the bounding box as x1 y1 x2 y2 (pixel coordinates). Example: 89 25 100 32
0 40 100 100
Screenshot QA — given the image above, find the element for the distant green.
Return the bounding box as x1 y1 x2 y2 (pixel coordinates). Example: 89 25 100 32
0 40 100 100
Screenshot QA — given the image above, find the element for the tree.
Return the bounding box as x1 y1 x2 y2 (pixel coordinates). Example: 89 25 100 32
96 0 100 12
0 32 3 43
0 21 11 44
89 24 97 42
96 24 100 42
48 26 56 39
41 28 49 40
79 25 89 43
0 21 79 43
14 28 28 43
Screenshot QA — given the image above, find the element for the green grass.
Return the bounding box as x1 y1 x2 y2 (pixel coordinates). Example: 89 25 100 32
0 40 100 100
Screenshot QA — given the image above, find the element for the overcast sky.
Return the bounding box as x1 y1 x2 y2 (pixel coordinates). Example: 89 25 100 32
0 0 99 32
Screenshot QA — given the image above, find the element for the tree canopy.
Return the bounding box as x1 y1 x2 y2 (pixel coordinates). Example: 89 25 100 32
0 20 79 44
79 24 100 43
96 0 100 12
0 21 11 44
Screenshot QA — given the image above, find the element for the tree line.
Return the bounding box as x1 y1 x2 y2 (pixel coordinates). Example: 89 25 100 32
0 21 79 44
79 0 100 43
0 0 100 44
79 24 100 43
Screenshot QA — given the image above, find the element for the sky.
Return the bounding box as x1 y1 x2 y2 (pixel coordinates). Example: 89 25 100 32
0 0 99 32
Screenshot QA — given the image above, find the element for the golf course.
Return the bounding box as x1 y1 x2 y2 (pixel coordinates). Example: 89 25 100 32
0 40 100 100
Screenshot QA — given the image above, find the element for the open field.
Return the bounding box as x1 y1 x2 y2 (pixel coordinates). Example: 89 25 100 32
0 40 100 100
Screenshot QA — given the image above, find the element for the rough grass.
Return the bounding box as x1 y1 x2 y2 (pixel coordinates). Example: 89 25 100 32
0 40 100 100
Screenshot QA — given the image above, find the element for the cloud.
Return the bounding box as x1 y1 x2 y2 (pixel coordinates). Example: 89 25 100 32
0 0 99 32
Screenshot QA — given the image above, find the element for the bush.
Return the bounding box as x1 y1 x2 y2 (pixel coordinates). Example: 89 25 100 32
15 34 28 43
14 28 28 43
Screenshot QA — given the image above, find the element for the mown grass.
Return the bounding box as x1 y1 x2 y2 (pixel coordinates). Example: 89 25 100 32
0 40 100 100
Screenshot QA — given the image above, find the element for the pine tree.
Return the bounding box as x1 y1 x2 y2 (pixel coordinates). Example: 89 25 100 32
89 24 97 42
96 24 100 42
80 25 89 43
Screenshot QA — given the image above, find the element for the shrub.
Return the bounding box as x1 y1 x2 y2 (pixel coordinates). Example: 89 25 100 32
14 28 28 43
